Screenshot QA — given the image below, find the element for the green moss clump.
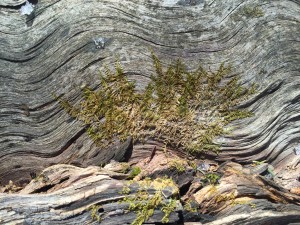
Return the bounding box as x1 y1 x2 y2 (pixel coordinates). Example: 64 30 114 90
120 177 179 225
202 173 220 185
184 200 198 213
127 166 142 179
161 199 177 223
169 158 187 173
89 205 102 222
126 191 162 225
56 53 255 153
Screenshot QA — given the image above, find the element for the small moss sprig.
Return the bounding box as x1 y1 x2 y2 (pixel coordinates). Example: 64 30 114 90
169 158 187 173
89 205 102 222
120 177 179 225
56 53 255 153
127 166 142 179
184 200 198 213
202 173 220 185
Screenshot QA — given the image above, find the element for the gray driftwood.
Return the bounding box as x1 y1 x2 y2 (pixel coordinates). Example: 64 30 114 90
0 164 181 225
0 161 299 224
0 0 300 224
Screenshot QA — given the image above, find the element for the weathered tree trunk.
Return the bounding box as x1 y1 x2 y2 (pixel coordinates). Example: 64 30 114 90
0 0 299 224
0 164 182 225
1 160 299 224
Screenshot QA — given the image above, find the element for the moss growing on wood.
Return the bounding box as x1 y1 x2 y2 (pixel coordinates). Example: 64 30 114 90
215 191 236 203
56 53 255 154
184 200 198 213
120 177 179 225
232 199 257 208
169 158 187 173
202 173 220 185
89 205 102 222
127 166 142 179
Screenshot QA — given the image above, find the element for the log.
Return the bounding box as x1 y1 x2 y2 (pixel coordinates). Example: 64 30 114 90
0 0 299 224
0 164 182 225
1 160 299 224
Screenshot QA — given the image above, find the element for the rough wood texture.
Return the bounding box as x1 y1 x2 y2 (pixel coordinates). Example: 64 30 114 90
0 0 300 224
0 164 181 225
0 161 299 224
192 161 300 224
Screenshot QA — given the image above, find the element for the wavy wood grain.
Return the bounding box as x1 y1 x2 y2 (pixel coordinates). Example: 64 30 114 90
0 0 300 223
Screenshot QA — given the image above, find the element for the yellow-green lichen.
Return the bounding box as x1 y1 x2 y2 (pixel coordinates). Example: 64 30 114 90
215 192 236 203
56 53 255 154
232 199 256 209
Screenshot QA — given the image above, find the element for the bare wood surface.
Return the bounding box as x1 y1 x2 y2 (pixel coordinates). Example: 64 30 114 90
0 0 300 224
